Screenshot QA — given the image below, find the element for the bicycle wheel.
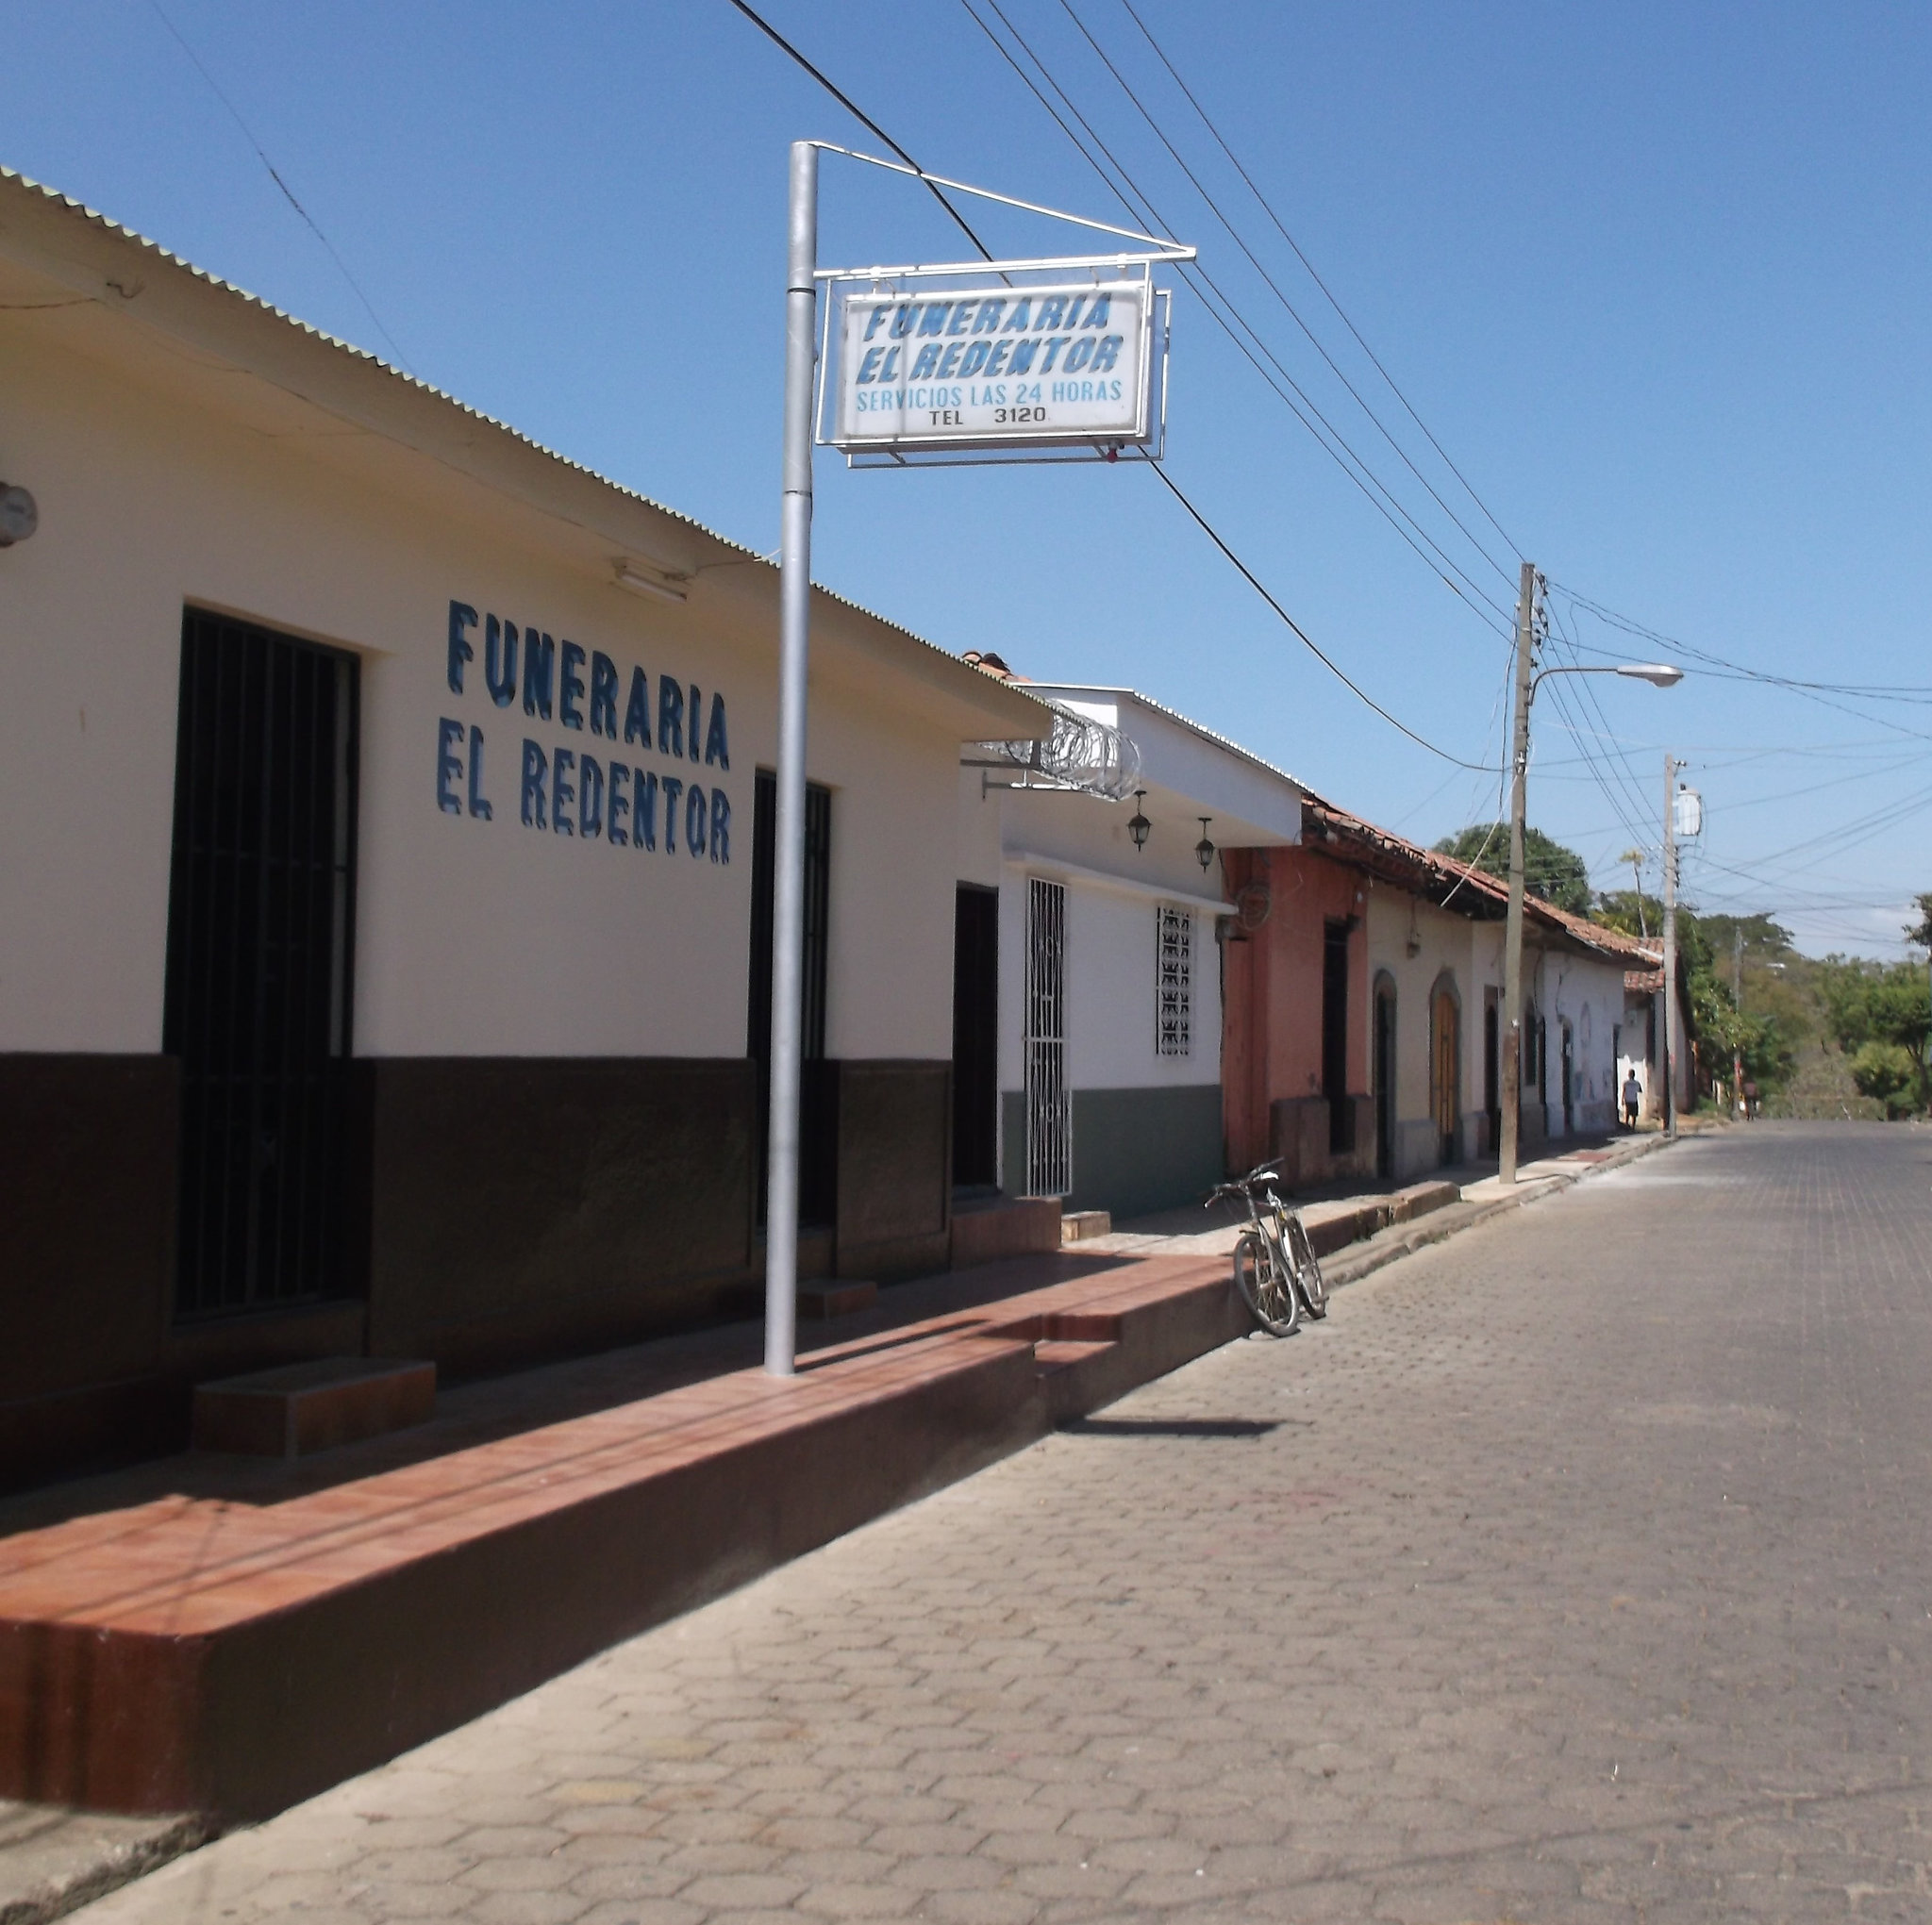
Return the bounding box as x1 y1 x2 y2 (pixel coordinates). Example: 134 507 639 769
1285 1214 1326 1319
1233 1228 1300 1336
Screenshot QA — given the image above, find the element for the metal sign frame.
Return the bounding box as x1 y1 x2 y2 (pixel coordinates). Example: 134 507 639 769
815 257 1174 468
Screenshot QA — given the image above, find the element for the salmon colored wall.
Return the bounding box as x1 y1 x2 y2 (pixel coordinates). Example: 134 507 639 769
1222 847 1370 1171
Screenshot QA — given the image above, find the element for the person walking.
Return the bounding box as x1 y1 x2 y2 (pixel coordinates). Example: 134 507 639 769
1622 1070 1643 1132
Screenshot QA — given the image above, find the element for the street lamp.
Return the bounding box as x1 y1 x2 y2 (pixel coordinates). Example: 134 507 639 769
1498 561 1680 1186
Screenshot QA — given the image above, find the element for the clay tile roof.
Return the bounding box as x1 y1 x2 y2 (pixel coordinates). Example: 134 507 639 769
1300 799 1666 966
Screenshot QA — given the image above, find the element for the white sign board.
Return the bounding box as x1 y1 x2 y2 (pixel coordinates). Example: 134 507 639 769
826 281 1157 456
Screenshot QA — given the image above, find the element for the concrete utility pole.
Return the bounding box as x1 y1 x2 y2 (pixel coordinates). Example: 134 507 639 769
1732 925 1745 1117
765 139 818 1379
1661 754 1680 1141
1499 561 1538 1186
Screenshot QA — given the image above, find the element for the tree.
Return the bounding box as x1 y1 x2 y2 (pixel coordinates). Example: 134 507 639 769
1433 823 1592 916
1819 955 1930 1116
1907 893 1932 950
1850 1040 1918 1118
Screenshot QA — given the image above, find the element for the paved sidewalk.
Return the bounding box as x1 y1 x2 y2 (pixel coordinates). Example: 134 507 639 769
1090 1129 1657 1261
67 1120 1932 1924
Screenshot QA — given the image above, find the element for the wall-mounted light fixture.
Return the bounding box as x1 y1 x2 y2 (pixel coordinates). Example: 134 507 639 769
612 558 689 605
0 484 38 547
1194 817 1215 872
1127 789 1151 852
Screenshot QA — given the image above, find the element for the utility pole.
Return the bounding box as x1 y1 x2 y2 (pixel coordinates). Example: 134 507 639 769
1499 560 1538 1186
1732 925 1744 1118
1660 753 1679 1140
764 139 818 1379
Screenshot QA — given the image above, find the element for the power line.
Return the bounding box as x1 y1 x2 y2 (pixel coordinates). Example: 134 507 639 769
723 0 1497 771
724 0 997 260
1554 584 1932 702
1057 0 1520 593
1112 0 1523 564
1149 464 1497 771
961 0 1517 639
146 0 411 372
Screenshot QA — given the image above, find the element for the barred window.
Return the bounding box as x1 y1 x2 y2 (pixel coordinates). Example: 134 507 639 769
1156 904 1192 1056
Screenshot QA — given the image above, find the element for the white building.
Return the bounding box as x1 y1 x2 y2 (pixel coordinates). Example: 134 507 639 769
0 169 1045 1486
953 677 1305 1220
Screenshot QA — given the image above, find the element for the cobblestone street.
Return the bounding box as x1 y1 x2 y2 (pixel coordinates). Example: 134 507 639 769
81 1123 1932 1923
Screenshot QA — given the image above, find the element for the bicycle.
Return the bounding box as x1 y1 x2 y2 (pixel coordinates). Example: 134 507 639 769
1207 1162 1326 1336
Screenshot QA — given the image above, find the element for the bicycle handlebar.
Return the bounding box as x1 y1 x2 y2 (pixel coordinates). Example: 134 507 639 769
1205 1162 1287 1205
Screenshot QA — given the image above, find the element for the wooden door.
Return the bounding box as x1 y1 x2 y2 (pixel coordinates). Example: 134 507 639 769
1431 987 1459 1165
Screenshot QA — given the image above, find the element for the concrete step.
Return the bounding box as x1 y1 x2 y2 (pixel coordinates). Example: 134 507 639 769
1060 1210 1112 1244
192 1358 435 1459
796 1281 877 1320
950 1195 1061 1269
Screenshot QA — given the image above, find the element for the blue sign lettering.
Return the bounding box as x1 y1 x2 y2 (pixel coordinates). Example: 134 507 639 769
443 602 730 868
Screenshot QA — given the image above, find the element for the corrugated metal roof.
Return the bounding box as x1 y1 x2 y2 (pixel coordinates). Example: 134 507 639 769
0 166 1052 723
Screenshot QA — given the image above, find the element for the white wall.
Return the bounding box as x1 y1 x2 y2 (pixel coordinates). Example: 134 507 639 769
0 324 965 1061
1527 948 1624 1132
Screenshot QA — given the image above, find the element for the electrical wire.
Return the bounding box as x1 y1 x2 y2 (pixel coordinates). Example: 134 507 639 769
724 0 998 261
1112 0 1523 564
724 0 1499 771
961 0 1517 639
146 0 411 372
1057 0 1520 593
1149 464 1497 770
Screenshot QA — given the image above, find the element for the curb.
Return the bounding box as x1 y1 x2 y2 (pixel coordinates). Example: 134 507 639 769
1322 1133 1669 1292
0 1813 208 1925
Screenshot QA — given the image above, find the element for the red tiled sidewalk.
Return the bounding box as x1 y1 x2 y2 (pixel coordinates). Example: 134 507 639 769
0 1250 1241 1825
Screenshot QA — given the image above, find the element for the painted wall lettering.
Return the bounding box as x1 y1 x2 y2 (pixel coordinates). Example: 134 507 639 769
441 599 732 867
447 602 476 694
437 717 464 813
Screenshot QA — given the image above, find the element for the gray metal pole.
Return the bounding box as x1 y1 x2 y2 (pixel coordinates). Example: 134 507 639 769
1661 754 1679 1140
766 139 817 1379
1498 560 1536 1186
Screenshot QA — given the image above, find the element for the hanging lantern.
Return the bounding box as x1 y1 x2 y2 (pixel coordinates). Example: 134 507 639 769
1127 789 1151 851
1195 817 1215 872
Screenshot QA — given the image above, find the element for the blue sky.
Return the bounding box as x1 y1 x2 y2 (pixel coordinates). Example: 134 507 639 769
8 1 1929 955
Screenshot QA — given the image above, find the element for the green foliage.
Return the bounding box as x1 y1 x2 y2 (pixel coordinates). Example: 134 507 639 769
1432 822 1592 916
1591 894 1812 1105
1906 893 1932 950
1815 955 1929 1115
1591 889 1660 941
1849 1040 1919 1117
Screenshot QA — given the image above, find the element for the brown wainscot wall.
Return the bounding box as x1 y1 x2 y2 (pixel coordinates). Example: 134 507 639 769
1266 1093 1377 1191
0 1053 958 1491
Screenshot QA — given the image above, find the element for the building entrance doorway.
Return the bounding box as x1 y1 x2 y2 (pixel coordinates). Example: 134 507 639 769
1323 919 1353 1155
1560 1021 1574 1136
1483 993 1501 1155
1431 983 1459 1167
951 884 998 1188
1372 981 1395 1181
163 608 359 1319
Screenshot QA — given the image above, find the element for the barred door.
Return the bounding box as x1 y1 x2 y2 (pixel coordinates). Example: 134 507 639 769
1024 878 1071 1197
163 609 358 1317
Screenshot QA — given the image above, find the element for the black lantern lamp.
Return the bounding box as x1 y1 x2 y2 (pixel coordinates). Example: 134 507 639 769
1195 817 1216 872
1127 789 1151 852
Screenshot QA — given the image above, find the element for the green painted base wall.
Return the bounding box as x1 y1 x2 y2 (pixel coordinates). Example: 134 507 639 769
1000 1084 1225 1221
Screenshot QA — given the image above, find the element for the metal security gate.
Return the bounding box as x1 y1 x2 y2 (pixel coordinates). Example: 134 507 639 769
1024 877 1071 1198
163 609 359 1318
